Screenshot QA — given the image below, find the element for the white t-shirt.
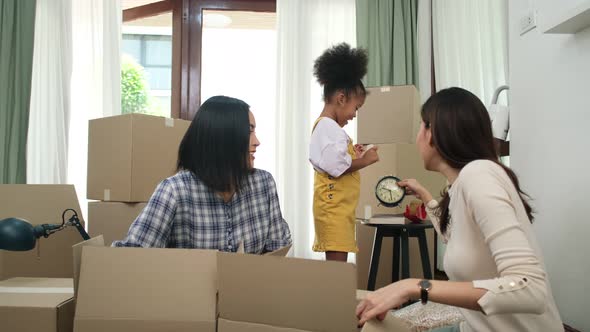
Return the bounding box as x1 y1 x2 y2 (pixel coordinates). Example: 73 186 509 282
309 117 352 178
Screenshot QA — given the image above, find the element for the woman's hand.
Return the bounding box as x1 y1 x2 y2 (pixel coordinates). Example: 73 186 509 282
356 279 417 326
398 179 433 203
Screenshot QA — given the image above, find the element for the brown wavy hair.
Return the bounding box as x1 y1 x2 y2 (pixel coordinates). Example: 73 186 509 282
422 87 533 234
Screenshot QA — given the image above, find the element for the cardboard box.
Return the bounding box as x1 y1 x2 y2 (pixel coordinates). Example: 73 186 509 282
357 85 421 144
0 185 86 280
218 253 357 332
73 245 410 332
0 277 75 332
87 113 190 202
74 247 217 332
354 143 446 289
72 236 104 297
87 201 146 246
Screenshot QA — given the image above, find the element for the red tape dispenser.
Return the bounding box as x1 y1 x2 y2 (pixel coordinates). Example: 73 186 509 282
404 199 427 223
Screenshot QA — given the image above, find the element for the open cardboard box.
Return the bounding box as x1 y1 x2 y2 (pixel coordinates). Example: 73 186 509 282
0 185 86 280
72 237 410 332
0 277 75 332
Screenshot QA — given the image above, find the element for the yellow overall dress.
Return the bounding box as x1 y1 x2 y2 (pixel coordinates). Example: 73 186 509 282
312 118 360 253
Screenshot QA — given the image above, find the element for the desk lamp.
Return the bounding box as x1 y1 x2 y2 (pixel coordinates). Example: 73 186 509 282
0 209 89 251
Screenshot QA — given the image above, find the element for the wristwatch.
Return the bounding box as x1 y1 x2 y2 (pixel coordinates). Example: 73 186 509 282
418 279 432 305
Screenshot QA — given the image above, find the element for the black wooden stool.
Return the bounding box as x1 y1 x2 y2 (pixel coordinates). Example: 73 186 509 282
364 221 434 291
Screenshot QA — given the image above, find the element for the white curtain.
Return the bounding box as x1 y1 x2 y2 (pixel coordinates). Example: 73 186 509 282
433 0 509 106
417 0 432 103
431 0 509 270
276 0 357 260
27 0 72 184
68 0 121 218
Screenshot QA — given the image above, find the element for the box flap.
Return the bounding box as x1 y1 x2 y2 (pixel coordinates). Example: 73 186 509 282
1 306 58 332
74 319 215 332
72 236 104 297
75 247 217 324
218 318 313 332
218 253 357 332
0 277 73 308
264 244 291 256
57 297 75 332
0 185 85 279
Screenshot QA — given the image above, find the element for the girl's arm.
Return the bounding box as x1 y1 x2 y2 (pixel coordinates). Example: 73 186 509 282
342 146 379 174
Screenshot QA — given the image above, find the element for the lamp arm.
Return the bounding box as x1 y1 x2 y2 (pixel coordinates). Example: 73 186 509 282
33 209 90 241
66 213 90 240
33 224 64 238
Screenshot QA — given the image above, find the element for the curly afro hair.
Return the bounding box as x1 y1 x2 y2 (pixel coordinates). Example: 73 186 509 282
313 43 368 102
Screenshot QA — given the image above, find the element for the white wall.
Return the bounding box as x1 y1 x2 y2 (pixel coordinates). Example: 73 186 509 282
509 0 590 330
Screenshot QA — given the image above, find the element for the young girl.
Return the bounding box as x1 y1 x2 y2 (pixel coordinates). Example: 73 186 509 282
309 43 379 262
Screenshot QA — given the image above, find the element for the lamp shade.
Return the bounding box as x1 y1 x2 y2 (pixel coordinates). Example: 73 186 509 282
0 218 38 251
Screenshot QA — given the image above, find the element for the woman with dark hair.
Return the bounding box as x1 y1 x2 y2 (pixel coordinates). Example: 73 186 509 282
356 88 562 331
113 96 292 253
309 43 379 262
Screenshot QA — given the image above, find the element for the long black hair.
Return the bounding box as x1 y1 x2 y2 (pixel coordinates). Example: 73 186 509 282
177 96 251 192
422 87 533 234
313 43 368 102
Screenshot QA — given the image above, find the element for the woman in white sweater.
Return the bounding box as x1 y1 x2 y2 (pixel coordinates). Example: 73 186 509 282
356 87 563 331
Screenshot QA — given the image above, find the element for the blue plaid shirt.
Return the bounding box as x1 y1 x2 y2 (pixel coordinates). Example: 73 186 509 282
112 169 292 253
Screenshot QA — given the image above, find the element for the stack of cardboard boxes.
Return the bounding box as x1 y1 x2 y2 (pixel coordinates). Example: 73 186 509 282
355 85 447 289
86 113 191 245
0 185 83 331
0 113 191 332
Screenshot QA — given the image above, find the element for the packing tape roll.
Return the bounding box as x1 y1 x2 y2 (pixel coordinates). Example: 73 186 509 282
165 117 174 127
104 189 111 201
0 286 74 294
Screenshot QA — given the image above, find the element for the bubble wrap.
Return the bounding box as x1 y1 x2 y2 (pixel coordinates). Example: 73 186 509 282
391 302 464 332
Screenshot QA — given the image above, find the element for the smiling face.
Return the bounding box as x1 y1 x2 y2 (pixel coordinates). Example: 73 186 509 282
333 91 365 127
248 111 260 169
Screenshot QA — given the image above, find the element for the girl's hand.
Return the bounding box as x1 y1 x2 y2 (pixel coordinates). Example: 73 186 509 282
354 144 364 158
361 145 379 165
356 279 416 326
397 179 433 203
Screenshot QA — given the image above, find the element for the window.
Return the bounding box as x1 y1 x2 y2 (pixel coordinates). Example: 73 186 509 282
121 7 172 117
200 10 277 176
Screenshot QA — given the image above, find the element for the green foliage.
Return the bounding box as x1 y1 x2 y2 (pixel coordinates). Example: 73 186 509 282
121 55 149 114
